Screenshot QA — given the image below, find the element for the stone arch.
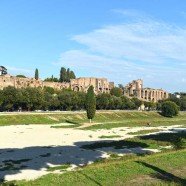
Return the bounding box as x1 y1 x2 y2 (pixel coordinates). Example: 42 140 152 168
164 92 167 99
73 86 80 92
161 92 163 98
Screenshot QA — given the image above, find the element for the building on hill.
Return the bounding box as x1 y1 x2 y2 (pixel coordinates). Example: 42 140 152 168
0 73 114 94
124 79 169 102
0 66 7 76
70 77 114 93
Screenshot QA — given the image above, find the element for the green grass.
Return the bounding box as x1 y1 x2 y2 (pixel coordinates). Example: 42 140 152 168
47 164 71 172
0 111 186 129
99 135 122 139
128 129 161 135
82 131 186 150
11 149 186 186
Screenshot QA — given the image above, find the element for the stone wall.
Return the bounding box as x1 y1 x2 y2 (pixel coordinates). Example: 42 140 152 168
0 74 114 94
70 77 114 93
124 79 169 102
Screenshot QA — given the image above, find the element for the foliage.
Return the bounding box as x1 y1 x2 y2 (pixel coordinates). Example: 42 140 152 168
59 67 76 82
144 101 157 110
131 98 142 109
110 87 123 97
85 86 96 121
16 75 26 78
161 101 179 117
167 92 186 111
172 136 185 150
35 68 39 80
0 85 160 112
44 75 59 82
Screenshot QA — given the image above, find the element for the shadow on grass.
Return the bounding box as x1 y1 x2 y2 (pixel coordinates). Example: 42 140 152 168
65 120 79 125
139 131 186 144
81 140 148 150
136 161 186 185
0 140 151 183
78 172 103 186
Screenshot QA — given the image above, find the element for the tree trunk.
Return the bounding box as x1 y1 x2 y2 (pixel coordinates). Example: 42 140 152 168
90 119 92 123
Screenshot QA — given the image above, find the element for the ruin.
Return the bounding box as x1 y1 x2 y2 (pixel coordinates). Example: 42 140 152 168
0 73 114 94
124 79 169 102
0 66 7 76
0 68 168 101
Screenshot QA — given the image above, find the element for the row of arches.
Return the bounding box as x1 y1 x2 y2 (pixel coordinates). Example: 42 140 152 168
141 90 168 101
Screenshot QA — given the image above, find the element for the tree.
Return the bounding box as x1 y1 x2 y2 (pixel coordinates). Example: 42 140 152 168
66 68 70 82
16 75 26 78
96 93 111 110
131 97 142 109
85 86 96 123
35 68 39 80
59 67 67 82
69 70 76 79
110 87 123 97
161 101 179 117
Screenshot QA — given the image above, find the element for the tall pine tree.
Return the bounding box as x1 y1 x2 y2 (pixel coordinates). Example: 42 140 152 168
66 68 70 82
35 68 39 80
69 71 76 79
60 67 67 82
85 86 96 123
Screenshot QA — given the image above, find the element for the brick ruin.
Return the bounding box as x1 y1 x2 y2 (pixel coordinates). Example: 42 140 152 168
124 79 169 102
0 74 114 94
0 68 168 102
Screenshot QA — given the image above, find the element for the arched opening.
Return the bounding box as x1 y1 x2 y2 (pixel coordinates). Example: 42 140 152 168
73 86 79 92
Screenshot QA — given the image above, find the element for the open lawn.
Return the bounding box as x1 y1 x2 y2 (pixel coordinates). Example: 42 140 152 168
12 149 186 186
0 111 185 185
0 111 186 129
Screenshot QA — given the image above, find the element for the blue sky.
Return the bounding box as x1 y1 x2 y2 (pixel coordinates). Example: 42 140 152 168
0 0 186 92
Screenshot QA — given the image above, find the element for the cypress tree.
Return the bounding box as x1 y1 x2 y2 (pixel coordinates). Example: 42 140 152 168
85 86 96 123
66 68 70 82
60 67 67 82
70 71 76 79
35 68 39 80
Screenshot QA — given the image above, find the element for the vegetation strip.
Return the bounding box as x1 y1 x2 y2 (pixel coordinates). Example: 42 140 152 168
10 149 186 186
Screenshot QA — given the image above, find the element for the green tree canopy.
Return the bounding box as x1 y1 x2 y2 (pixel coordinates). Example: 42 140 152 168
16 75 26 78
35 68 39 80
85 86 96 122
110 87 123 97
60 67 67 82
161 101 179 117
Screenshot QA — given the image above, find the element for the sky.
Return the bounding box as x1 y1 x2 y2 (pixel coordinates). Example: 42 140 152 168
0 0 186 92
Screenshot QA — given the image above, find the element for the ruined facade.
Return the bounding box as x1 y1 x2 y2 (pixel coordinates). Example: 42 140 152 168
0 74 114 94
124 79 169 102
70 77 114 93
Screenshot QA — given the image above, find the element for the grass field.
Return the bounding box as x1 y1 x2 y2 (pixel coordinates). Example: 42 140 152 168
1 111 185 185
0 111 186 129
11 149 186 186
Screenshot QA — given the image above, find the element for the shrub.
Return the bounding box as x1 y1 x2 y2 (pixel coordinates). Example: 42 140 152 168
86 86 96 122
161 101 179 117
172 136 185 150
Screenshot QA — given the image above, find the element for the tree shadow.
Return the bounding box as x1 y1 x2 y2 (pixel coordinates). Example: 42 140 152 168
136 161 186 185
65 120 79 125
0 140 151 183
139 130 186 144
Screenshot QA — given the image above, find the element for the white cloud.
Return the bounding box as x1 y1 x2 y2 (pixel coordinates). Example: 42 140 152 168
55 10 186 92
6 66 32 76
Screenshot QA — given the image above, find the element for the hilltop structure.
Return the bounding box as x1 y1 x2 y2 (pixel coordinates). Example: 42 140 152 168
124 79 169 102
0 68 168 101
0 74 114 94
0 66 7 76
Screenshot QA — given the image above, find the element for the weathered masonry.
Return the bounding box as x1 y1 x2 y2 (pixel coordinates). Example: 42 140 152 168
0 74 114 94
124 79 169 102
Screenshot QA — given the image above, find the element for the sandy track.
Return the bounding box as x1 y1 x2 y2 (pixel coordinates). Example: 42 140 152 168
0 124 182 181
